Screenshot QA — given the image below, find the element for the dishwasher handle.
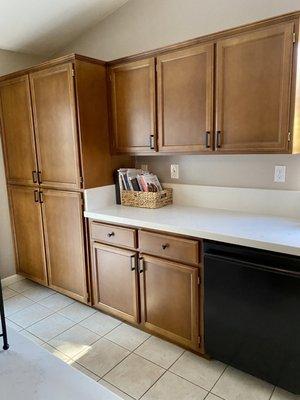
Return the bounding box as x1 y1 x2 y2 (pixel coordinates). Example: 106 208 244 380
205 253 300 279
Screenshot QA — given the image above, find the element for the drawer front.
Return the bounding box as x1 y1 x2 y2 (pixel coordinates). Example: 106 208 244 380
91 222 137 249
139 230 199 264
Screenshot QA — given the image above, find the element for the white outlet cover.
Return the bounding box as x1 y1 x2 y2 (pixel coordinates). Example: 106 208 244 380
274 165 286 183
171 164 179 179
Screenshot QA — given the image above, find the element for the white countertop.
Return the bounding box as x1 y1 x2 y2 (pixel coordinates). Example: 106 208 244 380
84 204 300 256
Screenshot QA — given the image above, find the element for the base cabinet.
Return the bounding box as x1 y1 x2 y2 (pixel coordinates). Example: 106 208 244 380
91 242 139 323
9 186 47 285
139 254 200 350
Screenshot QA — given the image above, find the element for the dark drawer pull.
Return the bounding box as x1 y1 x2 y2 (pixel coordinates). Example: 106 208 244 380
205 131 211 148
32 171 38 183
107 232 115 238
216 131 222 148
161 243 169 250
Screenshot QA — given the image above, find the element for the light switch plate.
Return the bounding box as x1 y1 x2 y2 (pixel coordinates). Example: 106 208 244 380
274 165 286 183
171 164 179 179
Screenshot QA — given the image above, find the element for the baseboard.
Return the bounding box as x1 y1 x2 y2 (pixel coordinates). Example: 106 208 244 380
1 274 25 287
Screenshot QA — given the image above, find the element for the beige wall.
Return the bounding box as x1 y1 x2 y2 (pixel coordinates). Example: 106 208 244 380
0 49 44 278
60 0 300 191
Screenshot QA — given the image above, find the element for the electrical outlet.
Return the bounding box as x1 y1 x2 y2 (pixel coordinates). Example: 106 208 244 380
141 164 148 171
171 164 179 179
274 165 286 183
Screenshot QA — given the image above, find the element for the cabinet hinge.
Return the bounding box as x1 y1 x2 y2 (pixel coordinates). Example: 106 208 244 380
293 32 296 44
71 69 75 77
198 336 201 344
80 176 83 183
288 132 292 142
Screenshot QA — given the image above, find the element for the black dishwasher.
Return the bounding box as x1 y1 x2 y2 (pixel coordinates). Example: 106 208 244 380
204 240 300 394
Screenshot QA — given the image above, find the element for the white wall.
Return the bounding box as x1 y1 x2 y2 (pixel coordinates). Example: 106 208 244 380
59 0 300 191
0 49 44 278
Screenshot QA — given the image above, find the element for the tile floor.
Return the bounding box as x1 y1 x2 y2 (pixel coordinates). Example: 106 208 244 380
2 276 298 400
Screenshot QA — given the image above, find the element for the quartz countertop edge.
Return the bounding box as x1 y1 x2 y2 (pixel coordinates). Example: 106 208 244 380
84 204 300 256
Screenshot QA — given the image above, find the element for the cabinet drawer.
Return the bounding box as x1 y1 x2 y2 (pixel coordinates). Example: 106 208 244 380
90 222 137 249
139 230 199 264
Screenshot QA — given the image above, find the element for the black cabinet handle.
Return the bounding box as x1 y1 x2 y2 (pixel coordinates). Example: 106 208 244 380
37 171 42 184
139 257 144 273
34 190 39 203
205 131 211 148
32 171 38 183
39 191 44 203
161 243 169 250
149 134 155 150
130 255 136 271
107 232 115 238
216 131 222 148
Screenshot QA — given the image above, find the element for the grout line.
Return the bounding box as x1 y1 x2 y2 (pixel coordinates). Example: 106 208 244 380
268 386 276 400
138 369 168 399
101 378 136 400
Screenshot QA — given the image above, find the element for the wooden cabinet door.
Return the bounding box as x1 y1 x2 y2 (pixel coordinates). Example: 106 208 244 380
215 22 295 153
139 255 199 349
157 44 214 152
41 189 87 302
9 186 47 284
30 64 81 189
0 76 38 185
110 58 156 154
91 242 139 323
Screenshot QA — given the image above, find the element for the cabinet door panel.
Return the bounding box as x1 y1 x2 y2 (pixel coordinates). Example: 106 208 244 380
0 76 38 185
91 242 139 323
140 255 199 349
41 190 87 302
30 64 81 189
157 44 214 152
216 22 294 153
110 58 156 154
9 186 47 284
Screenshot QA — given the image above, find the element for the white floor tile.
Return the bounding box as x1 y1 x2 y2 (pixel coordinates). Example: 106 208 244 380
71 362 101 381
39 293 75 311
49 325 100 358
8 279 39 293
19 330 44 345
42 343 72 363
170 352 226 391
205 395 224 400
105 323 150 351
4 294 34 316
22 286 55 301
58 302 96 323
135 336 184 368
101 380 135 400
76 338 130 378
6 319 23 332
2 287 18 300
8 303 53 328
104 353 165 399
141 371 208 400
79 311 122 336
1 274 25 287
212 366 274 400
271 387 300 400
27 313 75 341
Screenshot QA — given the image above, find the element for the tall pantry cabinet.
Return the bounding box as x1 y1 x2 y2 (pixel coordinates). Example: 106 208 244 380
0 54 124 302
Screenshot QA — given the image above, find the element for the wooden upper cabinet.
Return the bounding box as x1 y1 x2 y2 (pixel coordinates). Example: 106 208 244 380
91 242 139 323
41 189 87 302
139 255 199 350
0 76 38 185
30 63 81 189
9 186 47 285
157 44 214 152
110 58 156 154
215 22 295 153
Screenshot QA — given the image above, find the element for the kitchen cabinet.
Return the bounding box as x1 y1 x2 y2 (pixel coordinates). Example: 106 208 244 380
41 190 88 302
139 255 200 350
91 242 139 323
215 22 295 153
157 44 214 152
30 63 81 190
9 186 47 285
0 76 38 186
109 58 157 154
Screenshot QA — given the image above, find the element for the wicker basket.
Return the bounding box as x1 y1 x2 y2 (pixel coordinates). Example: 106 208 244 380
121 188 173 209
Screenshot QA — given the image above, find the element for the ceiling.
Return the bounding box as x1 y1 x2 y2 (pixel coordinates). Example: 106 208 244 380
0 0 129 56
